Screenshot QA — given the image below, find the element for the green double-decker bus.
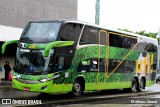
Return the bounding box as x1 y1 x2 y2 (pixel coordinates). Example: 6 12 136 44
2 20 158 96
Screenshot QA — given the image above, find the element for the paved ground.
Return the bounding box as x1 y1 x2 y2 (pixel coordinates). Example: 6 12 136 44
0 79 11 86
0 80 40 99
0 80 159 99
0 70 13 83
0 80 160 107
0 70 4 79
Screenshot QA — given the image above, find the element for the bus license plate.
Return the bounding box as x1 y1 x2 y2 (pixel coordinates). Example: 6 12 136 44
24 87 30 91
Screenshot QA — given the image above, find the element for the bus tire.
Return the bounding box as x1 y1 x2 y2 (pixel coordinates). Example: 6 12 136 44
137 78 145 92
131 78 137 92
71 80 83 97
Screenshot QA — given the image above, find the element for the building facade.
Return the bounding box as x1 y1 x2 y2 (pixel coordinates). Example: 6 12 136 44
0 0 77 28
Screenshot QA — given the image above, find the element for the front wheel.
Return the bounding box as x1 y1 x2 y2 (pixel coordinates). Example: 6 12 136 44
71 80 83 97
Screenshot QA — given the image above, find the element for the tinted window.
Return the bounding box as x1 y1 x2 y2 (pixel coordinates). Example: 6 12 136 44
99 31 108 45
109 33 123 48
77 58 134 73
124 37 137 49
60 23 83 41
80 26 99 45
108 59 135 73
144 43 157 52
109 32 137 49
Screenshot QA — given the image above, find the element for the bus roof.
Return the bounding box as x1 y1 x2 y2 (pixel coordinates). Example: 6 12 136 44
29 19 157 42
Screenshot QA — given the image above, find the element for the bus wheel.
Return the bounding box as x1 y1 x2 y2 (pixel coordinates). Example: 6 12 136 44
137 78 145 92
71 80 83 97
131 78 137 92
156 80 158 83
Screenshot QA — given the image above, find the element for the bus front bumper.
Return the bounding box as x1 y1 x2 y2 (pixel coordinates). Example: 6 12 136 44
12 78 53 93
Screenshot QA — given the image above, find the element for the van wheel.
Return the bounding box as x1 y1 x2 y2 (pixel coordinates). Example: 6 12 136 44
131 78 137 92
137 78 144 92
71 80 83 97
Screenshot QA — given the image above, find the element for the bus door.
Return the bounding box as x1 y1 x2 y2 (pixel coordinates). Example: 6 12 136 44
97 30 109 84
53 46 75 71
52 44 76 92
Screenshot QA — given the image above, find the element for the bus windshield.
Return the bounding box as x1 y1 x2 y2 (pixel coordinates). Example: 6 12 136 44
15 47 54 74
20 22 61 43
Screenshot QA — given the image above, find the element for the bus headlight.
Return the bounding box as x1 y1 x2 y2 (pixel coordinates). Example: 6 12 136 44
39 78 53 82
13 75 17 79
39 79 48 82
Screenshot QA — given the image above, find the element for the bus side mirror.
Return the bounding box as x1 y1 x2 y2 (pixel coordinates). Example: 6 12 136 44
1 40 19 54
44 41 74 57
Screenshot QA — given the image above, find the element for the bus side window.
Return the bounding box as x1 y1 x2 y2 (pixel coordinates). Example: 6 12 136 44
99 31 107 45
109 34 123 48
124 37 137 49
144 43 157 52
77 60 90 72
152 64 157 70
109 33 137 49
58 57 64 69
60 23 82 41
90 60 98 72
80 26 99 45
54 56 65 71
77 59 99 72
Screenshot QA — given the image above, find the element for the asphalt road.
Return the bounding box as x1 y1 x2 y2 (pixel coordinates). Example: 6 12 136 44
0 81 160 107
68 94 160 107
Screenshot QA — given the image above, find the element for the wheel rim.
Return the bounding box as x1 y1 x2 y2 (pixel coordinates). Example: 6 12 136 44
73 83 81 93
131 80 136 91
139 79 144 90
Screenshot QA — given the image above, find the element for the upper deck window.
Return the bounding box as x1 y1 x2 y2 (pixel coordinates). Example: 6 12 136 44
80 26 99 45
60 23 83 41
20 22 61 43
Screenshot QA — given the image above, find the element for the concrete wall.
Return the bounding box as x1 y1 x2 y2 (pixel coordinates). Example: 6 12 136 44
0 0 77 28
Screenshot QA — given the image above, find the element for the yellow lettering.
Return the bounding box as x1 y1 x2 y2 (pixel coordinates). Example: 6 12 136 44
143 57 146 72
151 54 154 73
136 54 154 74
147 54 151 73
136 60 142 73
